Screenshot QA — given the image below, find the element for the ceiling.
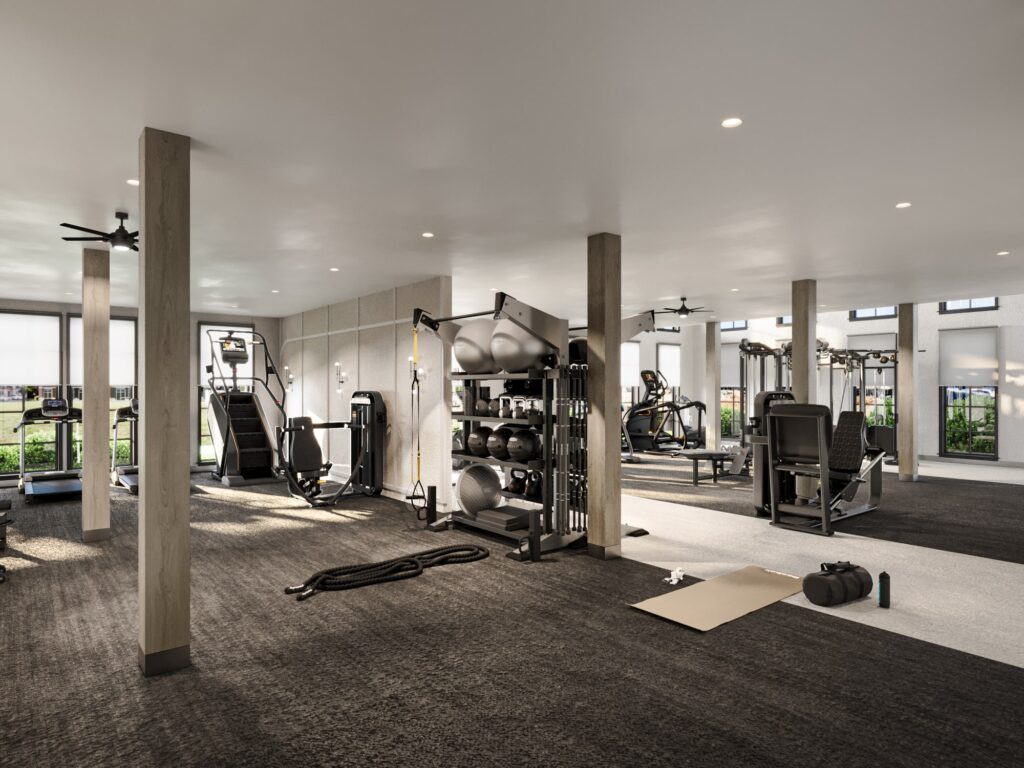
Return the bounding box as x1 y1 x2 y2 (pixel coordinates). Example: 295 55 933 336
1 0 1022 325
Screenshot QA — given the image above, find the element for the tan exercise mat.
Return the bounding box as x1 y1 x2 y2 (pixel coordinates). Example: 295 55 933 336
632 566 803 631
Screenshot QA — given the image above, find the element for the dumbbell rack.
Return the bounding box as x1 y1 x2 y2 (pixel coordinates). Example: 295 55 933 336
448 368 585 559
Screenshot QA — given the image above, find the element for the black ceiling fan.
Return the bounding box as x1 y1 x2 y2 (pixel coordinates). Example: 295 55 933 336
657 297 712 317
60 211 138 252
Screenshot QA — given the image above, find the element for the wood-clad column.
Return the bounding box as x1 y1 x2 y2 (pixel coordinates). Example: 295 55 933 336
897 303 918 481
704 322 721 450
586 233 621 560
82 248 111 542
138 127 191 676
791 279 818 498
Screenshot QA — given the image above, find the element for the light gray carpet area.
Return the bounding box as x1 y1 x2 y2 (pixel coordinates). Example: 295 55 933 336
1 479 1022 768
622 453 1024 564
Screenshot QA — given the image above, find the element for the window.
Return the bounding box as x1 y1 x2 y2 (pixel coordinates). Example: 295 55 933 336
0 312 62 476
656 344 681 387
941 387 997 459
849 307 897 321
720 387 742 438
939 297 998 314
620 341 641 410
719 320 748 331
777 315 792 326
198 323 256 463
68 317 137 469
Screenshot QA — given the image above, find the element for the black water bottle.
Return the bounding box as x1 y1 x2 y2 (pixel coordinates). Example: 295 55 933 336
878 571 890 608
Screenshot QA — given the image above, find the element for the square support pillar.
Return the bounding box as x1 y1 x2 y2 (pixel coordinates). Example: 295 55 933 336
704 322 721 450
897 303 918 481
791 279 818 499
585 233 621 560
82 248 111 543
138 127 192 676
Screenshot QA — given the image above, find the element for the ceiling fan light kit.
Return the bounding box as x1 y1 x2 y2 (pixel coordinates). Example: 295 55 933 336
60 210 138 252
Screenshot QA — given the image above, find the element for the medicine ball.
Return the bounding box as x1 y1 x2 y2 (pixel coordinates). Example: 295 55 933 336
525 471 543 500
490 319 554 373
486 426 515 460
488 398 501 417
475 397 491 416
507 429 539 462
507 469 527 495
466 427 493 457
453 319 500 374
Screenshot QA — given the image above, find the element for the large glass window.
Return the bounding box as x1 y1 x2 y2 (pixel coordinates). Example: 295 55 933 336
68 317 137 469
719 320 748 331
939 297 998 314
198 323 255 463
941 386 997 459
0 312 62 475
849 306 897 321
720 387 742 438
656 344 681 387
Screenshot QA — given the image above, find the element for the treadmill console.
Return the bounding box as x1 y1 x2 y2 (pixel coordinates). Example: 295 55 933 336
219 337 249 367
130 398 139 415
41 398 70 419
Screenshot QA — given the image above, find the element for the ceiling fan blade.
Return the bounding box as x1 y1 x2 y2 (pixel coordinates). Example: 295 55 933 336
62 236 106 241
130 245 139 251
60 222 109 236
127 231 138 238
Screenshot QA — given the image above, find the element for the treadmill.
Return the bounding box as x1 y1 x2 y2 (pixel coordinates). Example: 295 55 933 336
14 398 83 503
110 398 140 494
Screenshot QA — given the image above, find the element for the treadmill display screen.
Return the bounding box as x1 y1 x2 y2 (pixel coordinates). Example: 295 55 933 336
42 398 70 418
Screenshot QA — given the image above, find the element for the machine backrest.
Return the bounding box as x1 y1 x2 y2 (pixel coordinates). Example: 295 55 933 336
287 417 325 474
768 404 833 464
831 411 867 473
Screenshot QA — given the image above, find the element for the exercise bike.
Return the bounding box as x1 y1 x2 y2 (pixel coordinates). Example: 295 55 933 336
622 370 706 461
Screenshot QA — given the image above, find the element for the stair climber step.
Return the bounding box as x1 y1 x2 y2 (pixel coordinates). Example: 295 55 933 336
235 431 268 450
238 447 273 474
232 417 262 433
228 404 260 419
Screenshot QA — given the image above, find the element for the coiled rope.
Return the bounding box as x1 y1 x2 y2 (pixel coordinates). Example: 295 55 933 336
284 544 490 601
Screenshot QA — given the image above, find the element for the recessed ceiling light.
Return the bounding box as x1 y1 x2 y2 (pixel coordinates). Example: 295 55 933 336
721 117 743 128
421 232 434 238
730 288 740 292
895 202 912 209
271 289 280 294
329 267 340 272
489 287 498 292
64 292 74 296
820 303 828 308
126 179 139 186
996 251 1010 256
230 304 239 309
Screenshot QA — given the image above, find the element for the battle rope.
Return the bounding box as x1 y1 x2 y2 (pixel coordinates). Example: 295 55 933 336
405 326 427 518
284 544 489 601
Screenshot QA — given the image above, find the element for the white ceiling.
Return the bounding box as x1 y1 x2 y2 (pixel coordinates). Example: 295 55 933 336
1 0 1022 325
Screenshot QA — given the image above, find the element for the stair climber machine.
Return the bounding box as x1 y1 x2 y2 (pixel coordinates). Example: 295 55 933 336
205 330 288 487
13 398 83 503
277 392 387 508
110 398 140 493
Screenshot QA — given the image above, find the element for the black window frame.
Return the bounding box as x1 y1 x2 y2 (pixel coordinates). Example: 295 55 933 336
776 316 792 327
719 320 748 332
848 307 898 322
938 297 999 315
939 385 998 461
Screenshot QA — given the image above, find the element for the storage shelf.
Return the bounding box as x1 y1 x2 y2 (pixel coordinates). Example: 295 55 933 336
449 511 529 539
452 451 544 471
499 489 542 503
453 370 554 381
453 414 544 427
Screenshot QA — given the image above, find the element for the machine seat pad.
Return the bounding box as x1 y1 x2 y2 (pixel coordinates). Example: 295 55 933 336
289 417 326 474
831 411 867 473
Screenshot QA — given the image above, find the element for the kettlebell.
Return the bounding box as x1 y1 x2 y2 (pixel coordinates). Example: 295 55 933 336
466 427 493 457
507 469 527 495
513 399 527 420
475 397 491 416
507 429 539 462
525 471 543 500
499 397 513 419
486 426 514 460
488 398 501 417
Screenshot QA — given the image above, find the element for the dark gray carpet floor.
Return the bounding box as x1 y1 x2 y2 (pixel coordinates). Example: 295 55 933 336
1 479 1022 768
622 455 1024 564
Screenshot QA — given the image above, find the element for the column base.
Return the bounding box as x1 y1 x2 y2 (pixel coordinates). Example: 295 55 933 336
82 527 112 543
587 543 622 560
898 473 919 482
138 644 191 677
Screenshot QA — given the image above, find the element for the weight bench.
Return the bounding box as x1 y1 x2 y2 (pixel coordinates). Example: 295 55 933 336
765 405 885 536
676 445 748 486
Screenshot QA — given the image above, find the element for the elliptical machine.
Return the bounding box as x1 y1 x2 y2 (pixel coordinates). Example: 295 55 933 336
622 370 706 459
277 391 387 507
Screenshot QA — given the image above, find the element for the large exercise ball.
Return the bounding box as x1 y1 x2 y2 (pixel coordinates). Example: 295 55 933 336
466 427 493 457
486 426 515 460
490 319 554 373
507 429 539 462
453 319 500 374
455 465 503 517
